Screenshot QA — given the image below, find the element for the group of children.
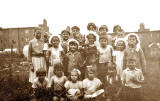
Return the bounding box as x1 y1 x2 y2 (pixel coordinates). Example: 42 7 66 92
28 23 146 101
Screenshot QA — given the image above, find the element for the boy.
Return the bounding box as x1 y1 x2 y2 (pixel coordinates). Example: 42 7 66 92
121 58 144 101
32 68 50 101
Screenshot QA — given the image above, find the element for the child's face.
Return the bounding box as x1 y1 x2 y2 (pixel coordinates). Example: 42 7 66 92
99 38 107 47
55 69 63 77
116 41 125 51
51 37 60 47
88 72 95 80
62 32 69 41
128 36 137 46
127 60 136 70
71 72 78 82
69 43 78 52
89 26 95 31
38 73 46 81
88 36 95 44
72 29 78 33
100 28 107 33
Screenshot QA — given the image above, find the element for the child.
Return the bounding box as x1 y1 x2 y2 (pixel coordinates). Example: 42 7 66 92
65 39 84 77
61 30 71 54
32 68 50 101
123 33 146 74
121 58 144 101
98 25 108 36
71 26 85 46
97 34 113 84
84 33 99 67
83 69 104 101
47 35 64 80
87 22 98 33
104 64 122 101
64 69 83 101
113 38 126 78
49 63 67 101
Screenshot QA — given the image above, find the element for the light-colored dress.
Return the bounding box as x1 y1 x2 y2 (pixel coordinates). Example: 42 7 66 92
113 50 124 78
48 47 63 79
28 38 47 83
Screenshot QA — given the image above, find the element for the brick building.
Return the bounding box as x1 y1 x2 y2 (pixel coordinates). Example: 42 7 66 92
0 19 49 53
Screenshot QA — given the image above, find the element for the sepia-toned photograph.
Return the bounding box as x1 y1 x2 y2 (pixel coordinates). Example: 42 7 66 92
0 0 160 101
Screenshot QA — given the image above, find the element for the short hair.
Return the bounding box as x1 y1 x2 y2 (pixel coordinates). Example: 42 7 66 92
128 35 138 44
68 69 81 81
99 25 108 32
36 68 46 77
113 25 121 32
71 26 80 32
87 33 96 41
54 63 63 72
87 23 97 31
61 30 70 36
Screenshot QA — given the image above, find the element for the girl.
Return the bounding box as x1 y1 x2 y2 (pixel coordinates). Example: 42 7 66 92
97 34 113 84
123 33 146 74
64 69 83 101
113 38 126 78
83 68 104 101
49 63 67 101
65 39 84 77
47 34 64 80
32 68 50 101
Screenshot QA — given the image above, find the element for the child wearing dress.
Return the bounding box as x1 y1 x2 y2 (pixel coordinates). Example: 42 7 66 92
47 35 64 80
49 63 67 101
64 69 83 101
113 38 126 78
121 58 144 101
97 34 113 84
83 69 104 101
123 33 146 74
32 68 50 101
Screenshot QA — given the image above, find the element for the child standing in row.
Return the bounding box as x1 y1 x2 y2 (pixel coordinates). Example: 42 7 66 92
113 38 126 78
97 34 113 83
64 69 83 101
47 35 64 80
65 39 84 77
121 58 144 101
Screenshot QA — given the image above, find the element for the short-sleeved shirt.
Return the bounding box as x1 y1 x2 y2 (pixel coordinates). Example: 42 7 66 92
121 68 144 88
83 78 102 95
64 80 83 96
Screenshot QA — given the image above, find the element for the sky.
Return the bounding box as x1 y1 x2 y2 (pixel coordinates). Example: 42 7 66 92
0 0 160 34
